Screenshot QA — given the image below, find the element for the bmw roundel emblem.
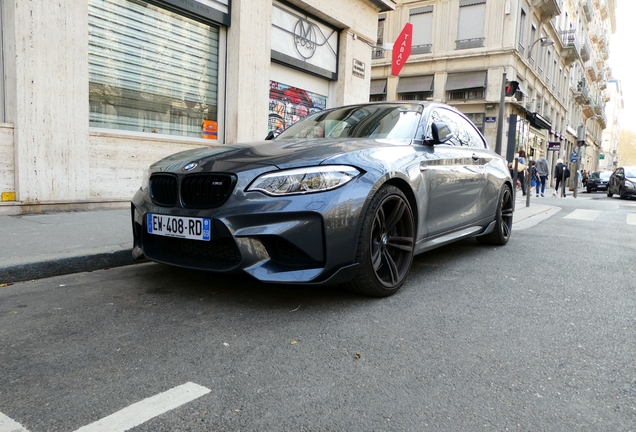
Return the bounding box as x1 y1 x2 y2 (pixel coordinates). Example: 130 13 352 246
183 162 198 171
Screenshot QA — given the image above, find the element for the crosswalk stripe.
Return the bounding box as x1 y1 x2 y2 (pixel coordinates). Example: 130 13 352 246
563 209 602 221
627 214 636 225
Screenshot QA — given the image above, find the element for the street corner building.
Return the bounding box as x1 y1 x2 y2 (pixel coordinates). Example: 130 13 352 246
0 0 394 215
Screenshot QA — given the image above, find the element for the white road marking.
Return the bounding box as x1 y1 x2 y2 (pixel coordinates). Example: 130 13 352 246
74 382 210 432
0 412 30 432
627 214 636 225
513 206 561 231
563 209 601 221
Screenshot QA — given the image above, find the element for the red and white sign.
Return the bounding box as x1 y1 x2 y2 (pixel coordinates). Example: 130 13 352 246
391 23 413 76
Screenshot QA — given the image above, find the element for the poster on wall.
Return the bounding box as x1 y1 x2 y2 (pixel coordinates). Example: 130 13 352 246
268 81 326 135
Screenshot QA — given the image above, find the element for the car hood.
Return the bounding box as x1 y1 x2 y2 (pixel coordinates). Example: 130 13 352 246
150 138 407 173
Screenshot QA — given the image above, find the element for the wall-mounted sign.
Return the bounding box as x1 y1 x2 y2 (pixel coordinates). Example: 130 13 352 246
352 59 365 79
547 141 561 151
485 116 497 123
271 1 339 80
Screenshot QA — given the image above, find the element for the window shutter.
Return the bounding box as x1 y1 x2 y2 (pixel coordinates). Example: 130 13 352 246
410 7 433 46
88 0 220 137
457 2 486 41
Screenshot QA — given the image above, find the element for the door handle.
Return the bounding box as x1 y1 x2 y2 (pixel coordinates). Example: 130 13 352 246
472 154 479 162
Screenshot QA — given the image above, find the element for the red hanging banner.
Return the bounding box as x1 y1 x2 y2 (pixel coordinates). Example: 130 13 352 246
392 23 413 76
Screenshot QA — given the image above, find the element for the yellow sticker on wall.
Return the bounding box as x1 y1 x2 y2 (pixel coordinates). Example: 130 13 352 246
1 192 16 201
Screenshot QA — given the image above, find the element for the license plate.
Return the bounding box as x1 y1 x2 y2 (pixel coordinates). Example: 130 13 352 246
147 214 211 241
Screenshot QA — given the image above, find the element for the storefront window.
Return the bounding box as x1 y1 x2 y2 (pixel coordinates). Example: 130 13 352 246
88 0 220 138
268 81 326 135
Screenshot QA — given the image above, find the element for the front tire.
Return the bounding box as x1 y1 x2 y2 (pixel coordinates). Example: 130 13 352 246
477 185 513 246
607 187 613 198
345 185 415 297
620 187 627 200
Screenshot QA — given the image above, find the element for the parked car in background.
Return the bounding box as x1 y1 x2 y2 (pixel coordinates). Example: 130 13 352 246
131 102 514 297
586 171 612 193
607 166 636 199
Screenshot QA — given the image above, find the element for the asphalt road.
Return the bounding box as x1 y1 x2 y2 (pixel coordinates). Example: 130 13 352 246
1 194 635 431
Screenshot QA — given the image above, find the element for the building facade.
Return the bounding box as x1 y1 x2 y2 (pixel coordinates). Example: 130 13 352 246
0 0 393 215
600 78 622 170
370 0 616 184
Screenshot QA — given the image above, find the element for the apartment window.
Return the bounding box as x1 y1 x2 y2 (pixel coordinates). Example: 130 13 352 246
88 0 221 138
464 113 485 134
410 6 433 54
373 15 386 59
446 71 486 101
545 51 551 81
528 25 537 64
369 79 387 102
518 10 526 54
397 75 434 101
537 33 545 73
456 0 486 50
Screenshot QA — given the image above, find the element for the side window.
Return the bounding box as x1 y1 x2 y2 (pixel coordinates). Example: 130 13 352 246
440 109 471 146
460 116 487 148
428 109 463 146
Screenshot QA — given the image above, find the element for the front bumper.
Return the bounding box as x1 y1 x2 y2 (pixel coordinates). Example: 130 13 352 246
588 182 608 191
131 184 368 285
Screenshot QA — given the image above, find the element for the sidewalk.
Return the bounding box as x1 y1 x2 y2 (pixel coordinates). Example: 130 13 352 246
0 200 561 284
1 209 135 284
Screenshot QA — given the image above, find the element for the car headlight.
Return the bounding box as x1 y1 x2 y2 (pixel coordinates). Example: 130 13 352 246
247 165 361 196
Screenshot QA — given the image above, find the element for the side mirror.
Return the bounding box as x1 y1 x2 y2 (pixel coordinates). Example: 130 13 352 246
431 122 453 144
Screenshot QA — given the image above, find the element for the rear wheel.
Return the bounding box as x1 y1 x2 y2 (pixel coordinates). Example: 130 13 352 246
477 185 513 246
345 185 415 297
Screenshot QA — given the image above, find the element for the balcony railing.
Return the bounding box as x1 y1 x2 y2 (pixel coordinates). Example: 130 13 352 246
372 47 386 59
412 44 432 55
560 29 581 64
455 38 485 50
585 60 599 82
580 37 591 62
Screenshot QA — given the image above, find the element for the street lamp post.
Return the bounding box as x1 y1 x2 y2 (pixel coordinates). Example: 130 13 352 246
527 37 554 60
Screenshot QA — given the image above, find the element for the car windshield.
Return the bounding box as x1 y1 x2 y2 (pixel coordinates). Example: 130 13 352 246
599 172 611 179
624 168 636 177
276 104 423 141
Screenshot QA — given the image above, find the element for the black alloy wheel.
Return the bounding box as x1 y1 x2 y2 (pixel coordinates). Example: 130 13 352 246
620 187 627 200
477 185 513 245
346 185 415 297
607 186 614 197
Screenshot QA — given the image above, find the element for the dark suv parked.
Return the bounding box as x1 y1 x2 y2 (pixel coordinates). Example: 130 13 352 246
607 166 636 199
586 171 611 193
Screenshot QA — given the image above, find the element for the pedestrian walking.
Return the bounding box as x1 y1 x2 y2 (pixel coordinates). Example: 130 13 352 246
535 152 549 197
531 161 541 197
517 150 527 196
553 158 570 197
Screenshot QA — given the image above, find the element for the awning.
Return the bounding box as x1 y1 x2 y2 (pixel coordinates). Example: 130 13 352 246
526 112 552 130
445 71 487 91
370 79 387 95
396 75 434 93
